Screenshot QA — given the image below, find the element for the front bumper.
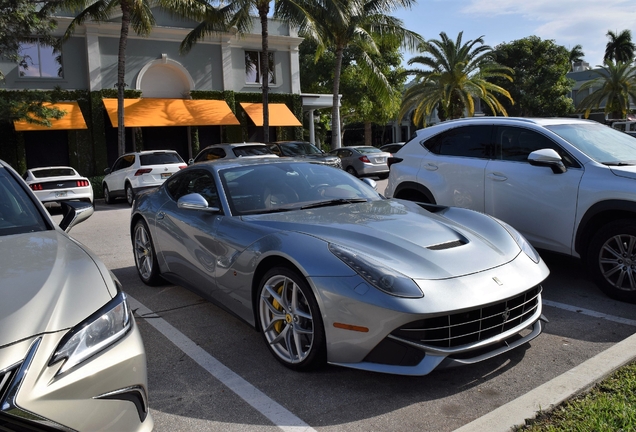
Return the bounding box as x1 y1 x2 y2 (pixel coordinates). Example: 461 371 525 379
0 318 152 431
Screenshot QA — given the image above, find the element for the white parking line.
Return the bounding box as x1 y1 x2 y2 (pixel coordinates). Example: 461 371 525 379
543 299 636 327
127 295 316 432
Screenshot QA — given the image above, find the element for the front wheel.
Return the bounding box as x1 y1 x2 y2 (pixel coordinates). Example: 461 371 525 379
133 219 164 286
257 267 326 370
103 184 114 204
587 220 636 303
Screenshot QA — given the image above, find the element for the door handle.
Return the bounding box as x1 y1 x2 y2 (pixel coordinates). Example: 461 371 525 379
157 211 165 220
423 163 438 171
487 172 507 181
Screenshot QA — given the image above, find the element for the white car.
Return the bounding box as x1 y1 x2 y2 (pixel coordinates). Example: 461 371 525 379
103 150 187 205
23 166 93 206
190 142 277 164
385 117 636 303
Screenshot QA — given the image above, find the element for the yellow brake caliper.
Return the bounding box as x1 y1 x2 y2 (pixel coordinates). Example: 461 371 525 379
272 283 284 333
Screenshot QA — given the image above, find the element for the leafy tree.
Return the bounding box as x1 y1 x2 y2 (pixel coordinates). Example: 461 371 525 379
491 36 574 117
399 31 512 126
0 0 65 123
578 60 636 119
276 0 422 148
569 44 585 71
604 30 636 64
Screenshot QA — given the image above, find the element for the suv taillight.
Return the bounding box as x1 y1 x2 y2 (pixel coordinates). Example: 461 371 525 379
387 157 403 168
134 168 152 176
179 165 187 169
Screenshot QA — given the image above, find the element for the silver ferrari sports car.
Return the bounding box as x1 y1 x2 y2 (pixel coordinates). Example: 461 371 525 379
131 158 549 376
0 160 152 431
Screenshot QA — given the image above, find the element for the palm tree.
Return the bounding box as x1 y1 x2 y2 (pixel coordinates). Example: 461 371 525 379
604 30 636 64
569 44 585 71
275 0 422 148
399 31 513 126
180 0 276 142
60 0 202 156
578 60 636 119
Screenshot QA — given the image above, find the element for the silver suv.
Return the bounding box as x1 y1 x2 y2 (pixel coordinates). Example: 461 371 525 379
386 117 636 303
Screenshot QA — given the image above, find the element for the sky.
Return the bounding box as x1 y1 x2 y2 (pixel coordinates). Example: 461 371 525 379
392 0 636 68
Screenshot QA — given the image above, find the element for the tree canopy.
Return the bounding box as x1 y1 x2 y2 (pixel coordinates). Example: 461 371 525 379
399 31 513 126
578 60 636 119
491 36 575 117
604 30 636 64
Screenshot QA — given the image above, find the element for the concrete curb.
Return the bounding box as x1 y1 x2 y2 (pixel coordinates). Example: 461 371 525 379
455 331 636 432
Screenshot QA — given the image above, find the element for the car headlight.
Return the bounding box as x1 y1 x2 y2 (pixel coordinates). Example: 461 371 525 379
329 243 423 298
50 290 132 375
497 220 541 264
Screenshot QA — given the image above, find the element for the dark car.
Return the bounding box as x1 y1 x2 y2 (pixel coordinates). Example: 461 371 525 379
267 141 342 169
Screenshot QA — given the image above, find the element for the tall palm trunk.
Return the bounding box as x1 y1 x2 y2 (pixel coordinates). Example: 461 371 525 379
117 0 131 156
332 46 344 149
258 4 270 142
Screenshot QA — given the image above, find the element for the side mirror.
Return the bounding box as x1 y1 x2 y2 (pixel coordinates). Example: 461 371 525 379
361 178 377 190
104 167 111 175
528 149 567 174
188 158 194 165
177 193 220 212
59 201 94 233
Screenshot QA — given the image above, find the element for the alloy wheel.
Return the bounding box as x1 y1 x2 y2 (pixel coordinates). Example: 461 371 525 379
598 233 636 292
134 223 154 281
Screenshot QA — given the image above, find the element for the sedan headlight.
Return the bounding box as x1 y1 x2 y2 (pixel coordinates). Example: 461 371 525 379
329 243 423 298
50 291 132 375
497 220 541 264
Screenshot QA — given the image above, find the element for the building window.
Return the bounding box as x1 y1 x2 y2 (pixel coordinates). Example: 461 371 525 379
18 40 63 78
245 51 275 84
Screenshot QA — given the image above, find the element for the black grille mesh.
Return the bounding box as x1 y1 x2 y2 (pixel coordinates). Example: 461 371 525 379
392 285 542 348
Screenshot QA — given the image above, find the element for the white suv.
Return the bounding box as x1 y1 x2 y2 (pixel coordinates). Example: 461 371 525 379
385 117 636 303
103 150 186 205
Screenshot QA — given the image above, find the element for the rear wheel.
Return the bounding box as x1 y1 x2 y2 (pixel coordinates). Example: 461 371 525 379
126 183 135 206
588 220 636 303
346 166 358 177
133 219 164 286
257 267 326 370
378 173 389 180
103 184 114 204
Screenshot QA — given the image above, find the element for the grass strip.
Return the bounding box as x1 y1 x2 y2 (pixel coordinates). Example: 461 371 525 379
519 361 636 431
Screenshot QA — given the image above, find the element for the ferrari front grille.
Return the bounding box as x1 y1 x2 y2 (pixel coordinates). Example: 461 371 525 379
392 285 542 348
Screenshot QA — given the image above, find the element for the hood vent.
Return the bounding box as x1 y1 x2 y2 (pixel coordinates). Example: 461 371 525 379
427 240 466 250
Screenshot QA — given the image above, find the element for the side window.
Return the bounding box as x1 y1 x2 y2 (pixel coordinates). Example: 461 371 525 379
112 158 124 172
342 150 352 157
166 170 220 207
268 145 282 156
198 148 225 162
495 127 578 167
424 126 492 158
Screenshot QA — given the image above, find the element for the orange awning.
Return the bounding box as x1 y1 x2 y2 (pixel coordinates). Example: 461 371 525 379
13 102 88 131
103 98 240 127
240 102 302 127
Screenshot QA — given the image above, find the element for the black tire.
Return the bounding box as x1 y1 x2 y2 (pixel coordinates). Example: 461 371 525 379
257 267 326 371
587 220 636 303
346 166 358 177
103 184 114 204
132 219 164 286
125 183 135 206
378 173 389 180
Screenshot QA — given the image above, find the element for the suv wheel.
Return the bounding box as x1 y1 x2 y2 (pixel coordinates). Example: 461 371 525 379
588 220 636 304
125 183 135 206
103 184 114 204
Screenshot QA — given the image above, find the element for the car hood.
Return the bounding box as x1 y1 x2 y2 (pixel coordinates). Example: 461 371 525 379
0 231 114 346
243 200 520 280
609 164 636 180
293 154 339 161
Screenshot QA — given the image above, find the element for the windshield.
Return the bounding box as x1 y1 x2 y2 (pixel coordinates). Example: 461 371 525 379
232 146 273 157
220 162 380 215
279 142 322 156
31 168 76 178
140 152 184 165
0 168 48 236
546 123 636 165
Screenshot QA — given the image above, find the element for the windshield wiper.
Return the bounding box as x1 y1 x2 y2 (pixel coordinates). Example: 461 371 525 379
301 198 369 209
603 162 636 166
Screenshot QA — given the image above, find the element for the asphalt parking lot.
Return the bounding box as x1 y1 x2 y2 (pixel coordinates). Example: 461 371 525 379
55 181 636 432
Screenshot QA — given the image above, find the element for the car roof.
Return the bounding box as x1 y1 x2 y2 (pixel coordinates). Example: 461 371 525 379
29 166 77 171
191 156 306 171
